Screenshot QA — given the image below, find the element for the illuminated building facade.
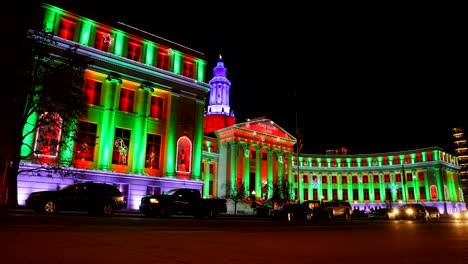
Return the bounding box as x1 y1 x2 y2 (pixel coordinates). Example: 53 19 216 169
16 2 465 215
452 127 468 201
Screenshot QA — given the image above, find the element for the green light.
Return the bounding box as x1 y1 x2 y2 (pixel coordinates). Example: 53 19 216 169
114 31 125 56
79 20 93 46
20 112 38 158
172 50 182 74
145 42 154 66
195 59 206 82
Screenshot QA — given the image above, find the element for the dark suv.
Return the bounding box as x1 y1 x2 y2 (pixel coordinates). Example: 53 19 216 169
394 204 429 221
25 182 126 216
314 200 353 221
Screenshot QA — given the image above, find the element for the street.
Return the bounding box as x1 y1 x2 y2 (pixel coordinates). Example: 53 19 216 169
1 211 468 264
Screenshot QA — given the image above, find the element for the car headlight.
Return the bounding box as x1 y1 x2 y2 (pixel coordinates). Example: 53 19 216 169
149 198 159 204
406 208 413 215
454 212 460 219
393 209 399 215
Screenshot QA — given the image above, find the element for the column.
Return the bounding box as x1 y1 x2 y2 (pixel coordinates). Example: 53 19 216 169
255 145 262 198
240 143 250 194
203 161 210 198
131 83 152 174
297 155 303 202
217 142 228 197
229 141 239 193
191 99 205 180
164 93 180 178
97 73 122 171
287 151 293 199
267 148 274 199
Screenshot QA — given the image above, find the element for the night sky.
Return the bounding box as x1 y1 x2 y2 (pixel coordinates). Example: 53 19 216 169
55 1 466 155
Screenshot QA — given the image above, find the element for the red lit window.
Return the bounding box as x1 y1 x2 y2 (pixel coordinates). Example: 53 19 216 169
183 60 195 78
127 42 142 62
396 174 401 182
321 160 327 167
418 171 424 181
374 189 381 200
332 189 338 200
322 189 328 200
58 18 76 41
74 121 97 161
363 189 369 200
331 160 337 167
351 159 357 167
209 163 214 174
112 128 131 165
150 96 163 119
157 51 170 70
119 88 135 113
341 176 347 184
312 160 317 167
94 31 112 52
352 176 358 184
373 175 379 183
363 175 369 183
416 153 422 162
83 79 102 105
294 175 298 183
303 175 308 183
341 159 347 167
384 174 390 183
361 159 368 167
332 176 337 184
322 175 327 184
427 152 433 161
406 173 413 182
383 157 389 165
145 134 161 169
342 189 348 200
312 176 318 183
201 163 205 173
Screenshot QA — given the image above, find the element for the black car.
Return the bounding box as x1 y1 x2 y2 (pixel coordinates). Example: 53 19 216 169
25 182 126 216
270 203 314 221
394 204 429 221
424 206 440 221
368 208 391 220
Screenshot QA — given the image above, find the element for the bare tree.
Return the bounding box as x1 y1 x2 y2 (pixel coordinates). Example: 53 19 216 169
226 179 247 215
1 2 91 207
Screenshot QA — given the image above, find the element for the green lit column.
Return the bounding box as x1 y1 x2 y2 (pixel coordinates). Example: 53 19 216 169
369 173 375 203
203 161 210 198
337 173 342 200
20 112 38 159
318 173 323 201
240 143 250 194
287 151 293 198
267 148 274 200
97 73 122 171
277 150 284 196
255 145 262 198
59 118 78 166
217 142 228 197
412 169 419 202
192 99 205 180
434 167 443 201
423 169 430 201
358 173 363 203
327 174 332 202
379 173 385 203
390 172 397 202
297 156 303 202
229 141 239 193
131 83 153 174
165 93 180 178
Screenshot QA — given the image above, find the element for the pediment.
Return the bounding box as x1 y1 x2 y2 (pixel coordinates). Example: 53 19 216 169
235 117 295 140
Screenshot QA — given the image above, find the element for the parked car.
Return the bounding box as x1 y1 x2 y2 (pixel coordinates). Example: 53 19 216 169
314 200 353 221
25 182 126 216
368 208 391 220
453 210 468 220
270 203 314 221
394 204 429 221
424 206 440 221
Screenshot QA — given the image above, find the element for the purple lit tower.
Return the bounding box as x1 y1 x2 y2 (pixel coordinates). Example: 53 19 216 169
203 55 236 134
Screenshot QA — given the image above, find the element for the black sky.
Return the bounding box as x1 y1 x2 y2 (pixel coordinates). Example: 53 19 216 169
58 1 466 155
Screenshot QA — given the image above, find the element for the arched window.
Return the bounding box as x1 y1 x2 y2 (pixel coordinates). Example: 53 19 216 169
177 136 192 173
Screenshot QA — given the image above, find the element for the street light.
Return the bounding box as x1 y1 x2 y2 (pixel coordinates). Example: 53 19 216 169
251 190 256 208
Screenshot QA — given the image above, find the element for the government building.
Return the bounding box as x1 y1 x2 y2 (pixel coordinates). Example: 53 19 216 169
13 2 466 215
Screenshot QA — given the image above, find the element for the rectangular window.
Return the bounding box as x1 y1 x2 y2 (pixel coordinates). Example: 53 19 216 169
58 18 76 41
147 186 160 195
312 175 318 183
332 176 337 184
363 175 369 184
303 175 308 183
373 175 379 183
112 128 131 165
322 189 328 201
201 163 205 173
396 174 401 182
419 187 426 200
209 163 214 174
332 189 338 200
351 159 357 167
396 189 402 200
83 79 102 105
34 112 62 157
408 187 415 200
385 188 392 202
363 189 369 200
353 189 359 201
322 175 327 184
342 189 348 201
406 173 413 182
374 189 381 200
341 175 347 184
209 180 214 196
304 189 309 201
183 60 195 78
74 121 97 161
157 51 170 70
384 174 390 183
94 31 111 52
127 42 142 62
313 189 318 200
119 88 135 113
352 176 358 184
145 134 161 169
418 171 425 181
294 174 298 183
150 96 164 119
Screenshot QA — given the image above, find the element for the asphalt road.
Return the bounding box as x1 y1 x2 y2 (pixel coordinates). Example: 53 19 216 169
1 211 468 264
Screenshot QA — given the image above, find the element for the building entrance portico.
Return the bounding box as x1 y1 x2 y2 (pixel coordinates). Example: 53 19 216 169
214 117 297 201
